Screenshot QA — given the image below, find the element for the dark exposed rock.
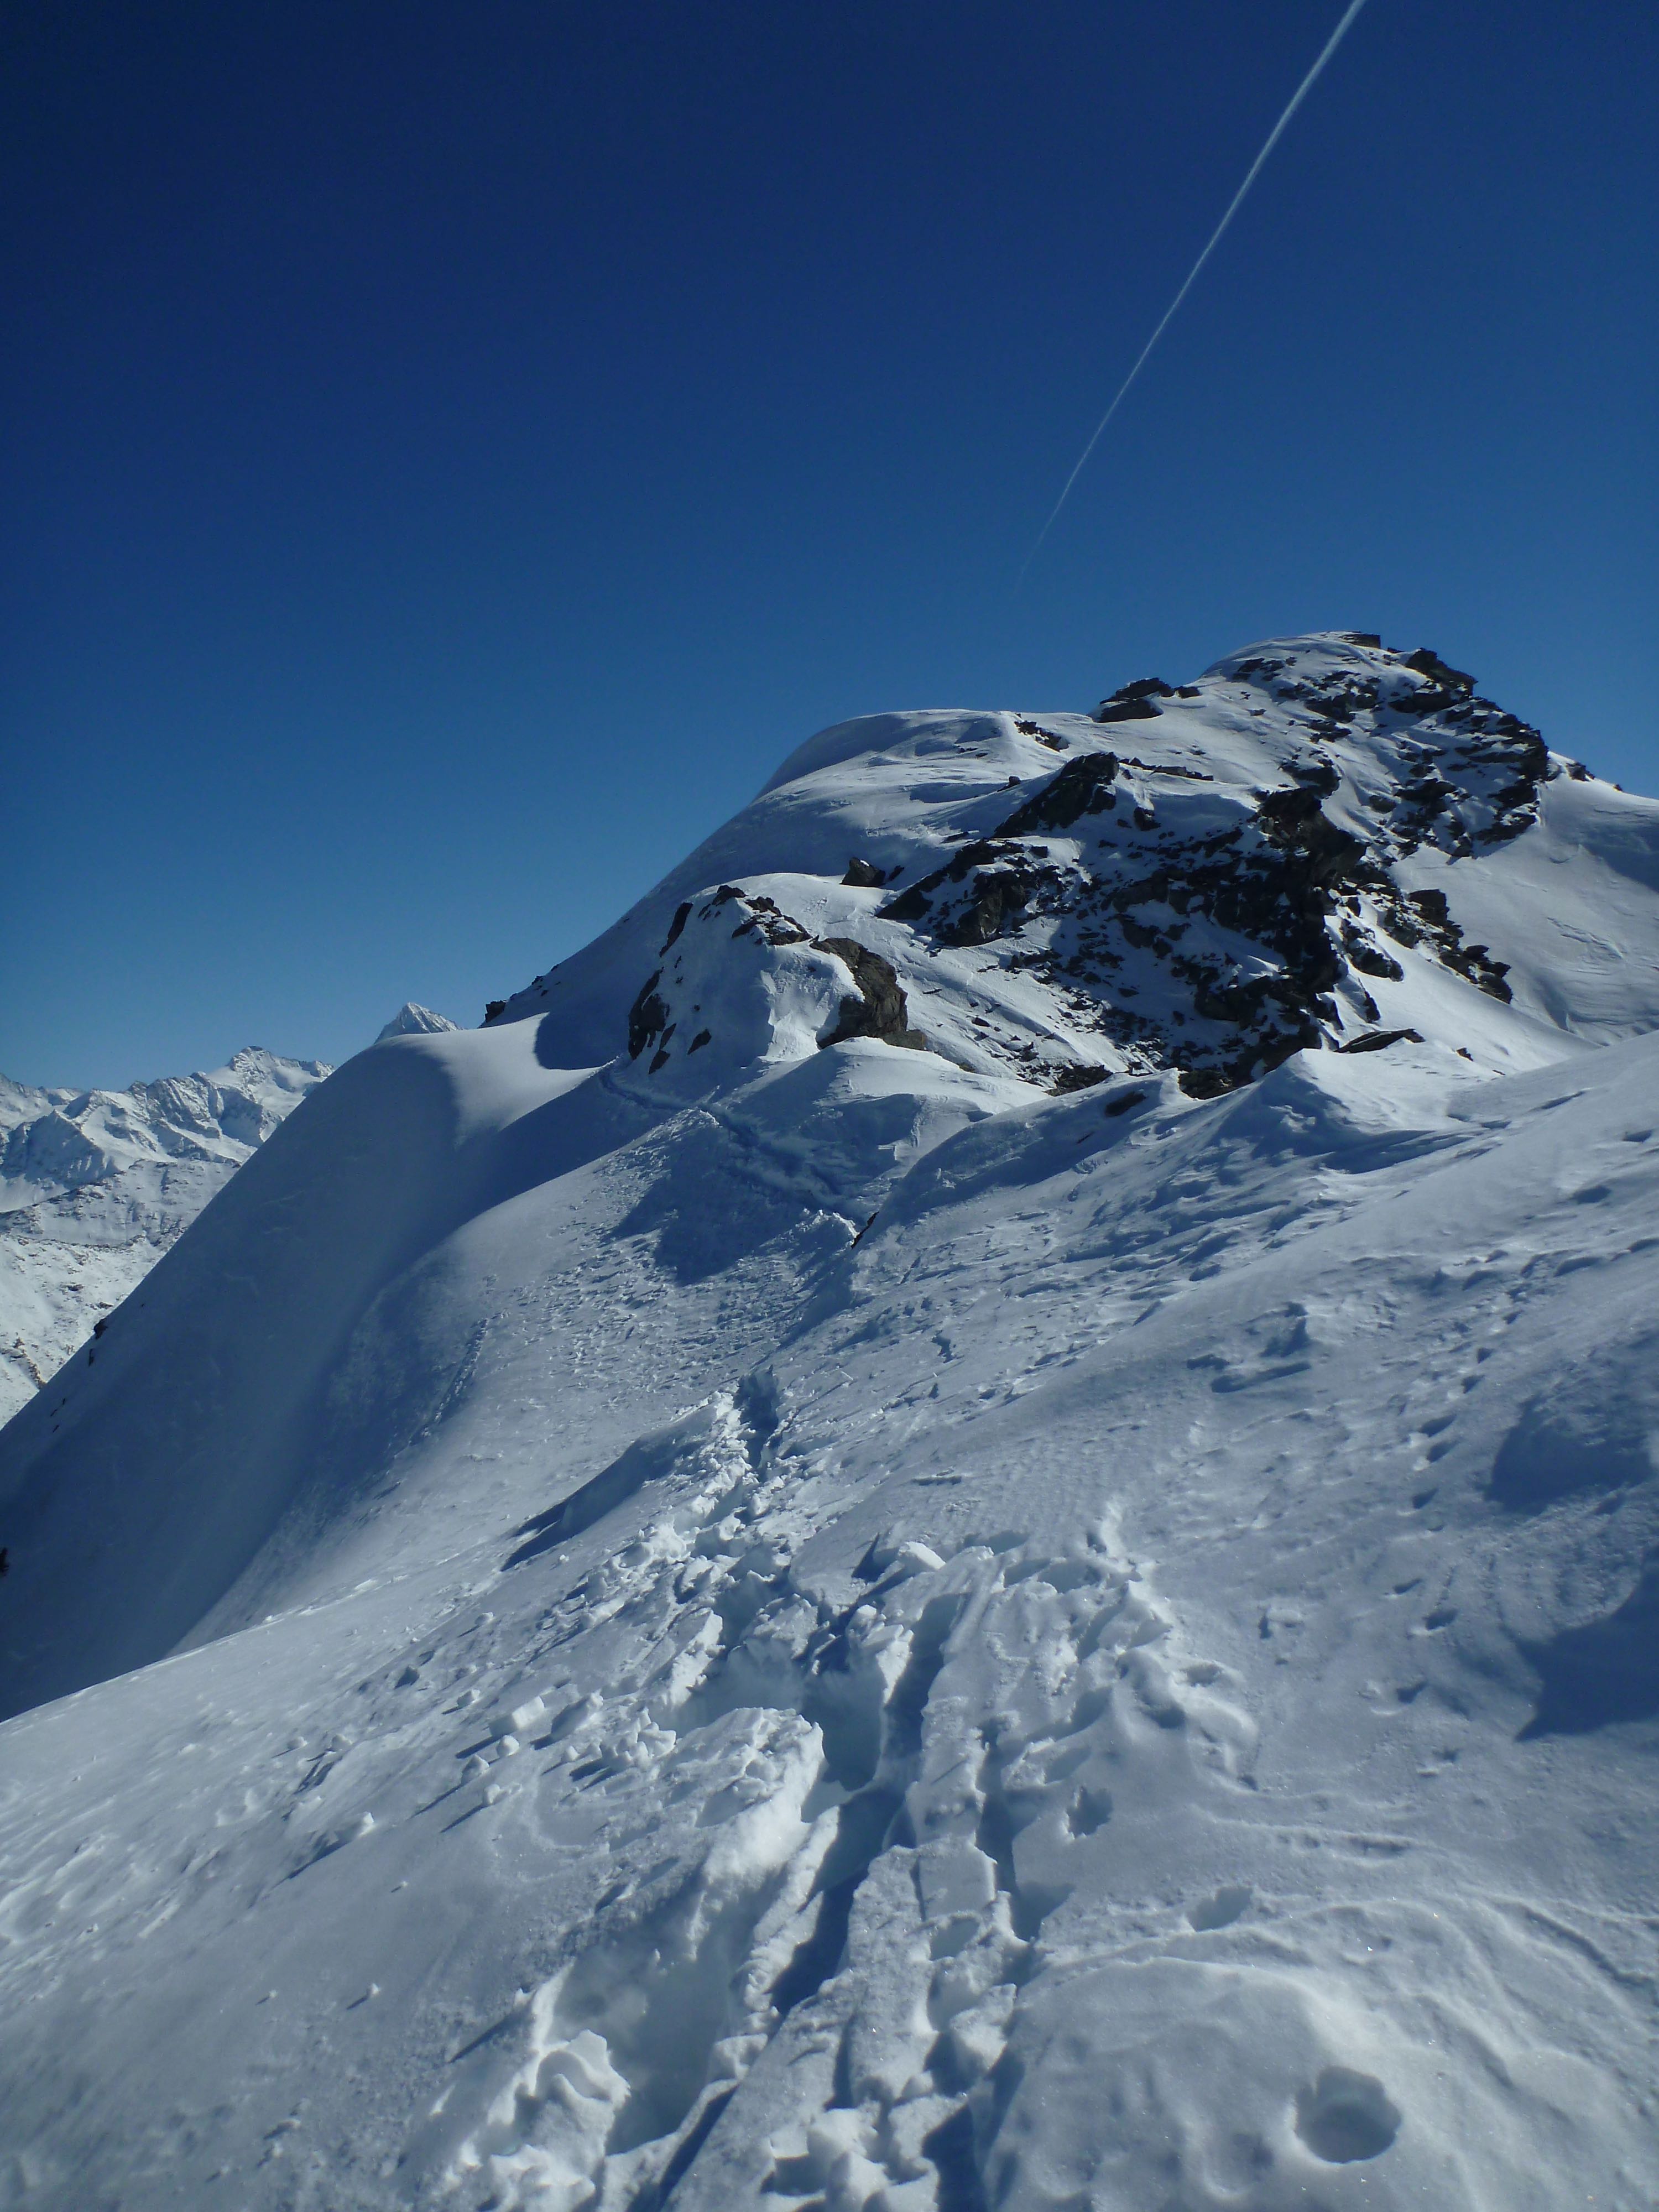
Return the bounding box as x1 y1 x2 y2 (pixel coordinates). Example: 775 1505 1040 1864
1178 1066 1238 1099
879 839 1001 923
1121 756 1213 782
1403 647 1475 693
1343 632 1383 648
729 893 811 947
1287 756 1340 795
945 870 1033 947
688 1029 712 1054
628 973 670 1061
1337 1028 1423 1055
484 1000 507 1023
662 901 692 952
1255 786 1365 889
995 753 1121 837
1050 1063 1110 1094
1103 1086 1148 1116
1014 716 1067 751
1340 924 1405 981
814 938 927 1052
1385 888 1511 1000
842 858 888 889
1094 695 1164 724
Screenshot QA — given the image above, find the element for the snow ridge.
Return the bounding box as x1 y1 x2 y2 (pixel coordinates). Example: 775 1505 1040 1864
2 637 1658 2210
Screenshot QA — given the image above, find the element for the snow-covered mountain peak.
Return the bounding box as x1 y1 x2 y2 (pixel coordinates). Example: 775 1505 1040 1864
375 1001 460 1041
3 639 1658 2208
494 632 1659 1103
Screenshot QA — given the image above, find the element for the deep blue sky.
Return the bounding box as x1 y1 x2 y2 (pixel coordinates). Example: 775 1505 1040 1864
5 2 1655 1087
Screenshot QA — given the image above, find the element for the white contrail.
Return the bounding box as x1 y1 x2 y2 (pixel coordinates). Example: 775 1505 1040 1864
1018 0 1371 584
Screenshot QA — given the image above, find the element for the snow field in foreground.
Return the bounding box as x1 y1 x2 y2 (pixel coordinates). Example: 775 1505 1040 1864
2 639 1657 2208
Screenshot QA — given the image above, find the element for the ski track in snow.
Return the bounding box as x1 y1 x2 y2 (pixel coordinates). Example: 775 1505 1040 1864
2 640 1659 2209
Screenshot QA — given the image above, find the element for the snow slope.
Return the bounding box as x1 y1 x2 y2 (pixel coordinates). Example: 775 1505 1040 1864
2 636 1658 2211
0 1046 331 1423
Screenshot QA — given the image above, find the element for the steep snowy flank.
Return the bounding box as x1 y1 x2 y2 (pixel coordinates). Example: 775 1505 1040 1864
0 1046 331 1422
1 637 1657 2211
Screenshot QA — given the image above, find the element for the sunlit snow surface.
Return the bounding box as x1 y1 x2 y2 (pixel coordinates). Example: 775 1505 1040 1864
2 638 1658 2209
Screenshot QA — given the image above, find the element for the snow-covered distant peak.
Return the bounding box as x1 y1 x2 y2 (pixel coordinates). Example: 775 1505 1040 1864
0 1047 332 1206
375 1002 459 1042
0 1046 331 1422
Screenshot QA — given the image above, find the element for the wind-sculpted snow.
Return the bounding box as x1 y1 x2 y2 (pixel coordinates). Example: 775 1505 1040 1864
2 637 1658 2208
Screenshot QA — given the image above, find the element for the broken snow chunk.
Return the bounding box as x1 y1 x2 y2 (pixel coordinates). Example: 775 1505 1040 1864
489 1696 546 1740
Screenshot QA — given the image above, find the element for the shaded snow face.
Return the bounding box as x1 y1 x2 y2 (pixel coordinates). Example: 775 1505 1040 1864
3 635 1659 2211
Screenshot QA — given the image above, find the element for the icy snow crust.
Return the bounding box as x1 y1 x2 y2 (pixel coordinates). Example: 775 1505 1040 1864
0 1046 330 1423
2 636 1659 2208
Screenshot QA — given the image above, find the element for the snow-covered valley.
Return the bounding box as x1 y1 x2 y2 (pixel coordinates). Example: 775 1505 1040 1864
1 635 1656 2209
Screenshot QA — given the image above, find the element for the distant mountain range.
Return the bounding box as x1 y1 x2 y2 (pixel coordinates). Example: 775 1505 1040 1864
0 1007 453 1420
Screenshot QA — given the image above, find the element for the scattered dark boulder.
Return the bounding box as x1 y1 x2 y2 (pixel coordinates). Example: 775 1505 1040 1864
1255 787 1364 888
815 938 927 1051
1094 681 1168 724
1014 717 1067 750
628 972 670 1060
945 870 1032 947
1288 756 1340 794
1102 1086 1148 1116
1337 1027 1423 1055
1340 924 1405 980
1178 1066 1236 1099
1404 647 1476 693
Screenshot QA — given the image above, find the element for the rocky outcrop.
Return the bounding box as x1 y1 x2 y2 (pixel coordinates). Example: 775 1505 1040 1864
814 939 927 1051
